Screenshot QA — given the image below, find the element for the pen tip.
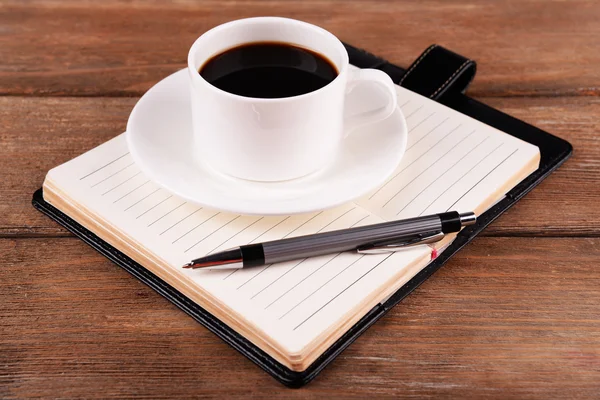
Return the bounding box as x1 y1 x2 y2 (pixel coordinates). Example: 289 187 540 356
182 262 195 269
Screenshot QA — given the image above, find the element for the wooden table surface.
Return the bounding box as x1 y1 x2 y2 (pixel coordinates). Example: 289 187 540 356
2 1 599 398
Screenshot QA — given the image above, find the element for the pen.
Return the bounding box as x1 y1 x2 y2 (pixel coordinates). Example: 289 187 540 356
182 211 476 270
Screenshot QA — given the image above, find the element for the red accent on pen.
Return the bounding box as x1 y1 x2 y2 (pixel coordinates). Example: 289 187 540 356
430 248 438 261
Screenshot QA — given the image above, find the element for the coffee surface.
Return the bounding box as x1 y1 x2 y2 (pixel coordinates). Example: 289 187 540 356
199 42 338 98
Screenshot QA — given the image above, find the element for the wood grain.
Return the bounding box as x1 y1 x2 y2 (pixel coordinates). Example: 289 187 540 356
1 0 599 97
1 96 597 237
2 237 599 397
2 0 599 396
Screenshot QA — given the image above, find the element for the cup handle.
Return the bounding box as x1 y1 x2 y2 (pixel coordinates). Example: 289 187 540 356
344 68 398 134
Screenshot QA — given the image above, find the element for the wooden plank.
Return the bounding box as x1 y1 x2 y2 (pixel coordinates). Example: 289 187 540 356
1 96 597 237
0 97 136 236
484 96 600 236
1 236 599 397
0 0 599 97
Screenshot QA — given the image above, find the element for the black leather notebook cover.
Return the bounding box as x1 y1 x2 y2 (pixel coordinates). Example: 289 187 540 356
32 44 572 388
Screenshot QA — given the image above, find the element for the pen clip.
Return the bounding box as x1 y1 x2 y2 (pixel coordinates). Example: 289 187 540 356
356 231 445 254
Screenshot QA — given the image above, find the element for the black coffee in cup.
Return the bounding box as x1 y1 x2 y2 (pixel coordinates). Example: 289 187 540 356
199 42 338 99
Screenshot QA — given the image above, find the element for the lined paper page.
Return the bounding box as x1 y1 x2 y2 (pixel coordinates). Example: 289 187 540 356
45 136 430 356
44 81 539 363
358 86 539 220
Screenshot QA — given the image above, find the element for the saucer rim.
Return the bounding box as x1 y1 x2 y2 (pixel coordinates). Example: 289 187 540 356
126 69 407 216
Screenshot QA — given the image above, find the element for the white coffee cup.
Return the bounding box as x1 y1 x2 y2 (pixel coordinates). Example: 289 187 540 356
187 17 397 182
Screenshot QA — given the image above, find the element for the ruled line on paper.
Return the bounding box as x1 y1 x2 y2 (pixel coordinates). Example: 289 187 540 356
406 116 449 151
265 253 343 310
446 148 519 211
292 253 395 331
172 211 219 244
404 104 423 119
113 180 150 203
250 258 307 300
261 215 369 309
417 142 504 216
382 128 476 209
318 207 356 232
396 136 490 216
124 188 161 211
148 201 186 227
249 217 290 244
90 161 135 188
246 209 364 301
184 215 242 253
159 207 202 236
222 216 292 281
351 215 370 228
237 265 270 290
207 217 264 255
101 171 141 196
369 123 462 201
399 99 411 108
79 152 129 180
233 213 325 286
235 207 358 291
136 194 172 219
407 112 436 137
283 211 324 239
279 255 366 320
223 269 237 281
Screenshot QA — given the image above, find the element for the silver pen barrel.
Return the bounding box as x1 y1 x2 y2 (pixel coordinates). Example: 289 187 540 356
262 214 442 264
183 211 476 269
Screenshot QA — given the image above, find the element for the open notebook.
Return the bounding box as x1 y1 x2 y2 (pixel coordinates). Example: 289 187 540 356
42 82 540 372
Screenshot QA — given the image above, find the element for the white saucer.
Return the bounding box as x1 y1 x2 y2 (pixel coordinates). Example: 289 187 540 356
126 69 407 215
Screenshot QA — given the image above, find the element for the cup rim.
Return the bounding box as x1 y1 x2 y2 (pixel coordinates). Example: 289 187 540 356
187 16 349 103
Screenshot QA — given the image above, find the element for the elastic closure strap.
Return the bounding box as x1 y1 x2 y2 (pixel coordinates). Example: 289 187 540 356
398 44 476 101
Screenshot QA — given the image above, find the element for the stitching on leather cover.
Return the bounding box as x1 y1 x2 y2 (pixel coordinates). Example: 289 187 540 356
430 59 471 98
397 44 437 85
